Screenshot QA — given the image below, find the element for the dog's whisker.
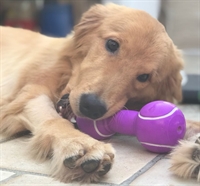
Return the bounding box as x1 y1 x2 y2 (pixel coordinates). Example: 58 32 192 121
122 106 128 110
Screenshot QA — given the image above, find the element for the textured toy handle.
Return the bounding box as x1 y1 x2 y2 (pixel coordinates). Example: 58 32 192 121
76 110 138 140
108 110 138 135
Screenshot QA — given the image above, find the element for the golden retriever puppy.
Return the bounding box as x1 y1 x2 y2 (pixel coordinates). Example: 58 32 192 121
0 3 199 183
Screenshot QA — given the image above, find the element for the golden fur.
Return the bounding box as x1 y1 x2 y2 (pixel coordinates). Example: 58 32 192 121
0 4 199 183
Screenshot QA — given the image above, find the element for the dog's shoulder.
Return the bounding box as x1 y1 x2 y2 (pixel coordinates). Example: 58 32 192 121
1 26 42 43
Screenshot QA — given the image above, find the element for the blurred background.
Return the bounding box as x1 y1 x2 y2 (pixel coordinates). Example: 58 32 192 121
0 0 199 103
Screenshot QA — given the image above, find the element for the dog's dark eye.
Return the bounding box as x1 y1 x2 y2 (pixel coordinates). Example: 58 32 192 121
106 39 119 53
137 74 149 82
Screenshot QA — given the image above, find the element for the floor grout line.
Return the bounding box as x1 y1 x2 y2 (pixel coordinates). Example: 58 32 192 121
0 167 49 177
93 182 119 186
0 173 20 185
119 154 166 186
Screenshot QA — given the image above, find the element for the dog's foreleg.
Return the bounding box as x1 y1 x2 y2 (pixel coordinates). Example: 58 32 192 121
21 93 115 183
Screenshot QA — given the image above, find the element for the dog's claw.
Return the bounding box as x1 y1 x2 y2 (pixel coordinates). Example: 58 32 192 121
81 160 100 173
64 155 81 169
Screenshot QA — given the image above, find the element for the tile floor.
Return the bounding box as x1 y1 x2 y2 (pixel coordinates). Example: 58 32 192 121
0 54 199 185
0 106 199 186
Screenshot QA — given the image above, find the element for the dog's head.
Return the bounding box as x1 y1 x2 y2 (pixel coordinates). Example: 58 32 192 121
61 4 183 120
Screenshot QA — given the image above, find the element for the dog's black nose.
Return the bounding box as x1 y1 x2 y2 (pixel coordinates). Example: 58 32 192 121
79 94 107 119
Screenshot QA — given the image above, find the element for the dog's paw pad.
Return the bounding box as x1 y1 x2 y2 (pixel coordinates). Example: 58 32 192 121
52 139 115 182
81 159 100 173
63 149 85 169
64 155 81 169
98 163 112 176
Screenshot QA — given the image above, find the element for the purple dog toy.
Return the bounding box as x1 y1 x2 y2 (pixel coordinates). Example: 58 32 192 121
76 101 186 153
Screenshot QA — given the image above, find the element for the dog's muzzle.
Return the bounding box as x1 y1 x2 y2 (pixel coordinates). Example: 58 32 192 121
79 93 107 120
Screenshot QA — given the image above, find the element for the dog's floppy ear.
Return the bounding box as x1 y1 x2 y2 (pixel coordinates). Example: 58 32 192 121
74 4 106 47
155 44 184 103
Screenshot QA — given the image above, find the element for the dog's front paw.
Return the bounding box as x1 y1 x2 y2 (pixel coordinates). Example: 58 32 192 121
29 118 115 183
170 136 200 181
50 136 115 183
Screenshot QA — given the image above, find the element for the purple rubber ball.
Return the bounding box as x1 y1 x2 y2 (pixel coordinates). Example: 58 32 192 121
137 101 186 153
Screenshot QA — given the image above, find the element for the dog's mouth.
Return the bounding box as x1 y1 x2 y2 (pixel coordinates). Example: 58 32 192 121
56 94 75 121
57 93 108 120
56 93 126 121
